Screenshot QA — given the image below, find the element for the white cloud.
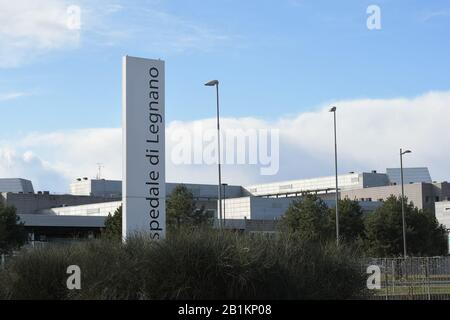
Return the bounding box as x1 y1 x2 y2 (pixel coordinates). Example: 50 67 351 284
0 0 233 67
0 0 81 67
17 128 122 189
0 148 68 191
139 9 231 53
1 91 450 192
0 91 29 101
85 5 233 53
422 10 450 22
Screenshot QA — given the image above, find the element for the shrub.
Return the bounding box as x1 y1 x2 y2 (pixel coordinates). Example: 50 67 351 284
0 228 367 300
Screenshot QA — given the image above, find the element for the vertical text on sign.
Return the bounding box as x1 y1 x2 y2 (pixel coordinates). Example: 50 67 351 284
122 56 166 240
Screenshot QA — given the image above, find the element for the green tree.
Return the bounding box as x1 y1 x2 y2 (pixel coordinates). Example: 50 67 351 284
279 194 331 241
0 204 27 254
364 195 447 257
166 185 212 228
102 205 122 240
327 198 365 243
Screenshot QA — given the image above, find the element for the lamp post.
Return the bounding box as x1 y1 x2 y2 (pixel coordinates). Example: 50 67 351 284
400 148 412 258
205 80 223 229
329 106 339 246
222 183 228 227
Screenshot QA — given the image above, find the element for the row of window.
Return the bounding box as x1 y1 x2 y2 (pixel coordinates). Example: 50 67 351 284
358 196 450 203
425 196 450 203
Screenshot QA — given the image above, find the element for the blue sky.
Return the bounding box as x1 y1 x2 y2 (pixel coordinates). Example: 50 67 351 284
1 0 450 191
1 0 450 135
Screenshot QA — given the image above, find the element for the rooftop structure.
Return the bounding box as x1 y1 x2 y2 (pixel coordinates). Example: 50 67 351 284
386 167 432 185
0 178 34 194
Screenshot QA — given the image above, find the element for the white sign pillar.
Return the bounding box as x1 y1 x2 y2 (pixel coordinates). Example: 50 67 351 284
122 56 166 240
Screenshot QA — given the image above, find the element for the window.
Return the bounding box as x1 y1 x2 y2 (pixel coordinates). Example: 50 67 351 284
425 196 430 203
436 196 440 202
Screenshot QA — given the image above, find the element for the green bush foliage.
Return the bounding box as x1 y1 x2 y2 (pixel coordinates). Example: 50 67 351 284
0 228 367 300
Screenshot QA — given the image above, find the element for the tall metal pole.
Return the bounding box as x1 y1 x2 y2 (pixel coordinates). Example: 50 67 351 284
215 84 223 229
333 110 339 246
400 148 407 258
222 183 227 227
329 107 340 245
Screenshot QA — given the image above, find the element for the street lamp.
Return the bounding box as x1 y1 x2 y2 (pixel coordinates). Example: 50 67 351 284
205 80 223 229
222 183 228 227
329 106 339 246
400 148 412 258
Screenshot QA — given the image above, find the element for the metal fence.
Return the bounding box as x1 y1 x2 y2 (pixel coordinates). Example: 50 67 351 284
362 257 450 300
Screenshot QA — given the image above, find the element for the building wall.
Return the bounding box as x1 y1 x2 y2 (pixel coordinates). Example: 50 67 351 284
341 183 426 209
166 183 243 200
19 214 106 228
361 172 390 188
432 182 450 203
221 196 382 221
1 193 121 215
70 179 122 198
91 180 122 197
222 197 252 219
436 201 450 230
69 179 244 201
38 201 122 217
341 182 450 213
249 197 293 220
244 172 389 197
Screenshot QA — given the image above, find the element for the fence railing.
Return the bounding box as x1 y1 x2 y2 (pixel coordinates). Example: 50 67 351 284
362 257 450 300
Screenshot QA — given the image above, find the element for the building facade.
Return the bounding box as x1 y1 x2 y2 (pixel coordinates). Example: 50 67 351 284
2 166 446 241
340 182 450 213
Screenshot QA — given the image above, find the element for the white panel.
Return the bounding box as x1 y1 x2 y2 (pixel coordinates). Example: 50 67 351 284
122 56 166 239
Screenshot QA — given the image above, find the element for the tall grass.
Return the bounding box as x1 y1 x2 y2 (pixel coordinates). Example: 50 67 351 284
0 228 368 300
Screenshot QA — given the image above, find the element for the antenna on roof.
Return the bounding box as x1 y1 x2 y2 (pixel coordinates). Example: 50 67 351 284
96 163 104 179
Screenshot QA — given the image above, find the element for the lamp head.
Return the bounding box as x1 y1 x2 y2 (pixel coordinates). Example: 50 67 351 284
204 80 219 86
329 106 337 112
